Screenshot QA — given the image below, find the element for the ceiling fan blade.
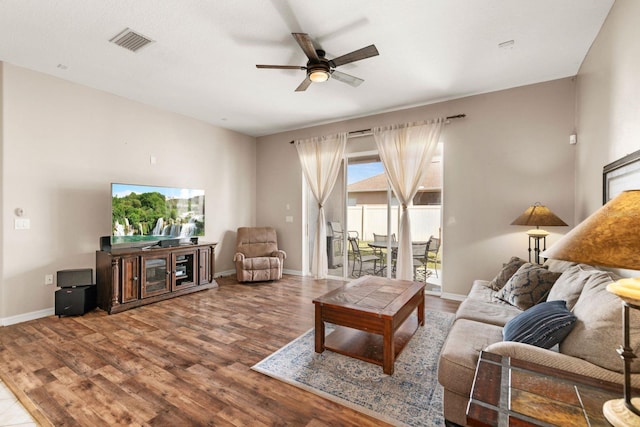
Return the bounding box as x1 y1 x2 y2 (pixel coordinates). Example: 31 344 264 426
330 44 379 68
256 64 305 70
292 33 319 61
331 70 364 87
295 77 312 92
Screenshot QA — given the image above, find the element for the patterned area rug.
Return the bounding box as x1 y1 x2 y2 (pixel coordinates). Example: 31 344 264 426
252 310 454 427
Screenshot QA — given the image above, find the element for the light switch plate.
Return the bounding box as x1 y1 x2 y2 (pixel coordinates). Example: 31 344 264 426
14 218 30 230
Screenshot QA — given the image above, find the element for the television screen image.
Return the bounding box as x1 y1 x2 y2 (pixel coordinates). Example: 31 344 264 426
111 183 205 246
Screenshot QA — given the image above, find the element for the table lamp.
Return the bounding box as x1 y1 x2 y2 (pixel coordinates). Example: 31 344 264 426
511 202 568 264
541 190 640 427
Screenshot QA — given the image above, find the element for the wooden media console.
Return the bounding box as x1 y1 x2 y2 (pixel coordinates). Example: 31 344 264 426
96 242 217 314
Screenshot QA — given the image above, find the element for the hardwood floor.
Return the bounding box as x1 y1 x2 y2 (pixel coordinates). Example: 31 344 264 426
0 275 460 427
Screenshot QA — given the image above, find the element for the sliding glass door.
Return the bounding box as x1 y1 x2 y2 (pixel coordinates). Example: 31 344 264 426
346 155 396 279
302 138 443 291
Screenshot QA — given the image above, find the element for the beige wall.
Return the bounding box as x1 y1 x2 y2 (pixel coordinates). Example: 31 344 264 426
4 0 631 318
0 63 4 318
575 0 640 220
257 77 577 297
1 64 256 322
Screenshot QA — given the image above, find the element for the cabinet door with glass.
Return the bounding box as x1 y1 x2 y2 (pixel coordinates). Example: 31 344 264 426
172 249 197 291
141 253 171 298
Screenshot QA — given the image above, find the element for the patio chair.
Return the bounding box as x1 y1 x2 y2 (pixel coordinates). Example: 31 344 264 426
373 233 396 244
327 222 344 268
373 233 397 273
412 242 429 281
426 236 441 277
348 236 380 278
328 222 360 269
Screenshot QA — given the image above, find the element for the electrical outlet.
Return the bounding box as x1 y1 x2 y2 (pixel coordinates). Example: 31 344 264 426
45 274 54 285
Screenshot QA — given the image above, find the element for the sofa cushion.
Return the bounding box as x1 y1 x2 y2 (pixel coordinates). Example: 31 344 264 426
459 280 523 326
437 319 504 397
503 300 577 349
559 269 640 373
467 280 496 302
456 297 522 327
543 258 578 273
488 256 527 291
547 264 596 311
494 263 562 310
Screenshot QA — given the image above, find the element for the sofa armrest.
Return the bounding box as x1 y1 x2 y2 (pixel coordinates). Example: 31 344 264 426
485 341 639 387
272 250 287 260
233 252 245 262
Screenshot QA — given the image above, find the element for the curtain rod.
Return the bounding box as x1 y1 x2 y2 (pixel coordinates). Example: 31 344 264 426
289 114 466 144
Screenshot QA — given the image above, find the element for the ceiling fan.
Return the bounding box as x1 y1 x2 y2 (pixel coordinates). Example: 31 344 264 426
256 33 379 91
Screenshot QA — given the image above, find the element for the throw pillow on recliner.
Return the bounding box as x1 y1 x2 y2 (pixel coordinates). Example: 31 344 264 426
494 263 561 310
488 256 527 291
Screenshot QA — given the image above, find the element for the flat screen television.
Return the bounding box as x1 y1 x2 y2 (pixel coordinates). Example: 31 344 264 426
111 183 205 246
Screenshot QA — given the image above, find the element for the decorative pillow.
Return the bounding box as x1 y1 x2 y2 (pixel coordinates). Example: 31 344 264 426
559 269 640 373
494 263 562 310
543 258 578 273
488 256 527 291
503 300 577 349
546 264 596 311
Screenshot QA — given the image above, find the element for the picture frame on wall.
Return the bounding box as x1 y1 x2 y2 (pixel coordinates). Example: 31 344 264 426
603 148 640 204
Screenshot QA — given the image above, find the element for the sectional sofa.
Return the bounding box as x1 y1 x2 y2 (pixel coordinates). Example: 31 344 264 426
437 257 640 426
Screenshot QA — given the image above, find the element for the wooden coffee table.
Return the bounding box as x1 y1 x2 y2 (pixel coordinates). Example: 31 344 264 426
312 275 425 375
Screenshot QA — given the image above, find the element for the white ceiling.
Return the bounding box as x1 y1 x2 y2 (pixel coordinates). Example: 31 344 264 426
0 0 613 137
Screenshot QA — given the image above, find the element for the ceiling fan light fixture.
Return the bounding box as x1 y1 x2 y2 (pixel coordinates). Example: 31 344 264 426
309 70 329 83
256 33 378 91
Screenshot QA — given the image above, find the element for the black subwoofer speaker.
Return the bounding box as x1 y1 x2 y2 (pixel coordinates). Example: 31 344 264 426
55 285 97 317
55 268 96 316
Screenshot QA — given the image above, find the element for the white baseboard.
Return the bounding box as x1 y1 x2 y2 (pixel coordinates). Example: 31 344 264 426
2 307 55 326
214 269 236 278
440 292 466 301
215 269 303 278
283 269 303 276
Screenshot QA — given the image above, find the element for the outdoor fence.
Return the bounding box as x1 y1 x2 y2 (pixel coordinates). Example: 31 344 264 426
346 204 441 242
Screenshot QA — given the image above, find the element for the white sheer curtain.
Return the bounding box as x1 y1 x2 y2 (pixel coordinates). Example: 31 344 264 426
373 119 444 280
296 133 347 278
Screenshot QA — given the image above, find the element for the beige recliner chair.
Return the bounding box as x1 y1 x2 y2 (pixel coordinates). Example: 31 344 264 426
233 227 286 282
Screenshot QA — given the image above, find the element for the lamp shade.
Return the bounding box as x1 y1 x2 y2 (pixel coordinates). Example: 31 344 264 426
542 190 640 270
511 202 568 227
